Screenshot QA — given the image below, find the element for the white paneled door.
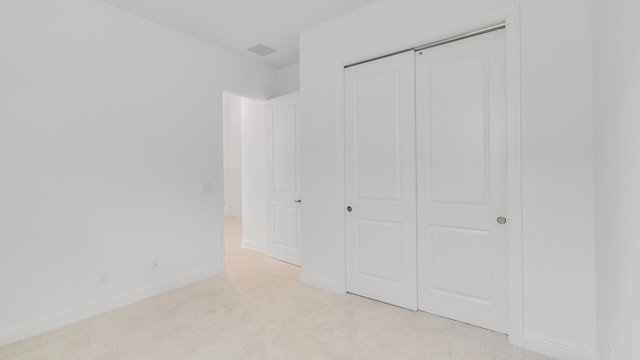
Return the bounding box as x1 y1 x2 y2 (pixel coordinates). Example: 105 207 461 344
345 51 417 311
344 29 509 331
416 30 508 333
266 92 301 266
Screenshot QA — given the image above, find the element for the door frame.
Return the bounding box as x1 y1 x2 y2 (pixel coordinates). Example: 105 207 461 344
332 7 524 345
219 87 269 274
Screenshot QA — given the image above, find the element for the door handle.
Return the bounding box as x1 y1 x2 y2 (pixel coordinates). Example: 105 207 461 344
347 206 353 212
294 199 302 203
497 216 507 224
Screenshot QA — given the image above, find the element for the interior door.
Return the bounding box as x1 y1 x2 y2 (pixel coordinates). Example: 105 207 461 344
345 51 417 311
416 29 508 332
265 92 301 266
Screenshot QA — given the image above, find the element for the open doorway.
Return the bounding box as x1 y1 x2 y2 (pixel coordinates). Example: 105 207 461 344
222 92 267 261
223 90 302 269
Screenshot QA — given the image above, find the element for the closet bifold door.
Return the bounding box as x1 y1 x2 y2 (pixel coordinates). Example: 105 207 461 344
344 50 417 311
415 29 509 333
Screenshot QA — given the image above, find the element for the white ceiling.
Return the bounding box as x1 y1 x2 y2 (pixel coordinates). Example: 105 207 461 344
100 0 379 69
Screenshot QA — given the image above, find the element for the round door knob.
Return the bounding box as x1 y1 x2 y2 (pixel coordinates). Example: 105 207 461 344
347 206 353 212
497 216 507 225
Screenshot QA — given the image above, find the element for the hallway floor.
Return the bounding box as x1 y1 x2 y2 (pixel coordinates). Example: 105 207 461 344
0 217 552 360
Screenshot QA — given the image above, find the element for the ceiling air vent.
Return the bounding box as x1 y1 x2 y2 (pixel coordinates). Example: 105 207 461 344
247 43 276 56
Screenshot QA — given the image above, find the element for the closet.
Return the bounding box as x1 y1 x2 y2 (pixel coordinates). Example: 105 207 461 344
345 28 509 333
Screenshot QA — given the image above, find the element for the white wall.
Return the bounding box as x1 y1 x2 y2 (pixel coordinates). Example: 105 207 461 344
0 0 276 346
594 1 640 359
241 98 267 252
223 93 243 217
276 64 300 96
299 1 596 359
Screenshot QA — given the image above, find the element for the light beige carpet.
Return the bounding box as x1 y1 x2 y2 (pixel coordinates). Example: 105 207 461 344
0 217 552 360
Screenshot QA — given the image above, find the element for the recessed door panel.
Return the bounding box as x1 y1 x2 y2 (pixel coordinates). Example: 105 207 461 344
272 105 297 193
355 71 401 201
273 206 299 250
431 226 490 302
357 219 403 282
417 29 508 333
346 50 417 311
429 54 489 205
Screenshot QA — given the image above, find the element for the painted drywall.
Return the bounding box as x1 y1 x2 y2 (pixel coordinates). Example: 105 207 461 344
276 64 300 96
223 93 243 217
99 0 379 69
0 0 276 346
299 0 596 359
241 97 268 252
594 1 640 359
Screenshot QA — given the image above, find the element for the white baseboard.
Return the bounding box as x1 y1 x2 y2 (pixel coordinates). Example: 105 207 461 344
241 240 265 252
300 272 343 294
0 265 224 347
523 332 598 360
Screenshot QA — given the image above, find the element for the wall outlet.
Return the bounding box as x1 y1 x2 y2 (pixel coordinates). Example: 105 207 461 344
152 258 160 271
99 272 109 285
202 182 213 193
